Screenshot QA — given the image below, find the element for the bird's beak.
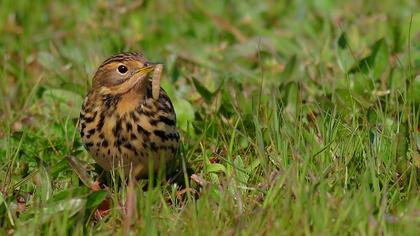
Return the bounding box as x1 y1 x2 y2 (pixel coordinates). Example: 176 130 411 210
131 62 164 77
131 65 156 78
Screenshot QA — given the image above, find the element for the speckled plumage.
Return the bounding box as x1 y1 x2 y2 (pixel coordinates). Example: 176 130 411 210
79 52 179 178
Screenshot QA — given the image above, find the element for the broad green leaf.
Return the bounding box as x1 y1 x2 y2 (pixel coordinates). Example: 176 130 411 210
371 39 389 78
40 198 85 224
86 190 107 209
338 32 349 49
206 163 226 173
352 73 373 95
192 77 213 103
51 187 89 203
246 159 261 173
50 159 72 178
233 156 249 185
348 38 389 79
18 198 85 225
336 32 353 72
173 98 195 132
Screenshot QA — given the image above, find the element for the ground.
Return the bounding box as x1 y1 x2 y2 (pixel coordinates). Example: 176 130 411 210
0 0 420 235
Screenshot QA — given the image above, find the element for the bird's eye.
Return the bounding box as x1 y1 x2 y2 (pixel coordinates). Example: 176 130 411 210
144 62 150 67
117 65 128 74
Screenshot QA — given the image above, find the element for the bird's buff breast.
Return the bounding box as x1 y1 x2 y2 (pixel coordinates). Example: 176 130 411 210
79 89 179 177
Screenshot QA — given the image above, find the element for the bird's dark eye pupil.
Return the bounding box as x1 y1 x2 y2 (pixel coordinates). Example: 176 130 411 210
118 65 128 73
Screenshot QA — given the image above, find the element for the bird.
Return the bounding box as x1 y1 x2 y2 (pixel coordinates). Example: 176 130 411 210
79 52 180 178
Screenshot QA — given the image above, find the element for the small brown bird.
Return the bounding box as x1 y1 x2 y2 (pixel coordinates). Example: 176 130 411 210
79 52 179 178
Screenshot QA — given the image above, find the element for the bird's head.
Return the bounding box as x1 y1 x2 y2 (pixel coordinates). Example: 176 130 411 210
92 52 157 95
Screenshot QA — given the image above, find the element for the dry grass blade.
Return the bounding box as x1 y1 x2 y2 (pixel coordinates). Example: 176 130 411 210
123 178 137 235
65 155 93 187
191 174 208 187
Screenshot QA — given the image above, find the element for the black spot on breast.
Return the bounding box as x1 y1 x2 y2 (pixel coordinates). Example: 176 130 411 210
103 95 120 110
115 137 123 147
150 120 158 126
126 122 132 132
150 116 175 127
84 142 94 150
130 111 139 122
141 109 155 118
83 111 97 123
149 142 158 152
96 113 105 131
123 143 136 152
102 140 108 147
86 128 96 138
168 132 180 141
137 125 150 136
154 130 168 142
81 123 86 132
158 116 175 126
113 116 122 137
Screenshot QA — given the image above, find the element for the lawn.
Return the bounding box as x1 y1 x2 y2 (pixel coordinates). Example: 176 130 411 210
0 0 420 235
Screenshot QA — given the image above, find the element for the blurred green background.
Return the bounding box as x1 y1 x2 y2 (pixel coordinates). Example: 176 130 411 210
0 0 420 235
0 1 419 122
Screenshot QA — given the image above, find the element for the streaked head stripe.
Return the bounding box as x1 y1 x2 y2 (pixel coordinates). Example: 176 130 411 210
99 52 146 67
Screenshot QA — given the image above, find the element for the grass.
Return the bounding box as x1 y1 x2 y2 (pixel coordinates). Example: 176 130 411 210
0 0 419 235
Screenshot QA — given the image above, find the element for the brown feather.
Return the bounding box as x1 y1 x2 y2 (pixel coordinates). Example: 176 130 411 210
79 53 179 178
